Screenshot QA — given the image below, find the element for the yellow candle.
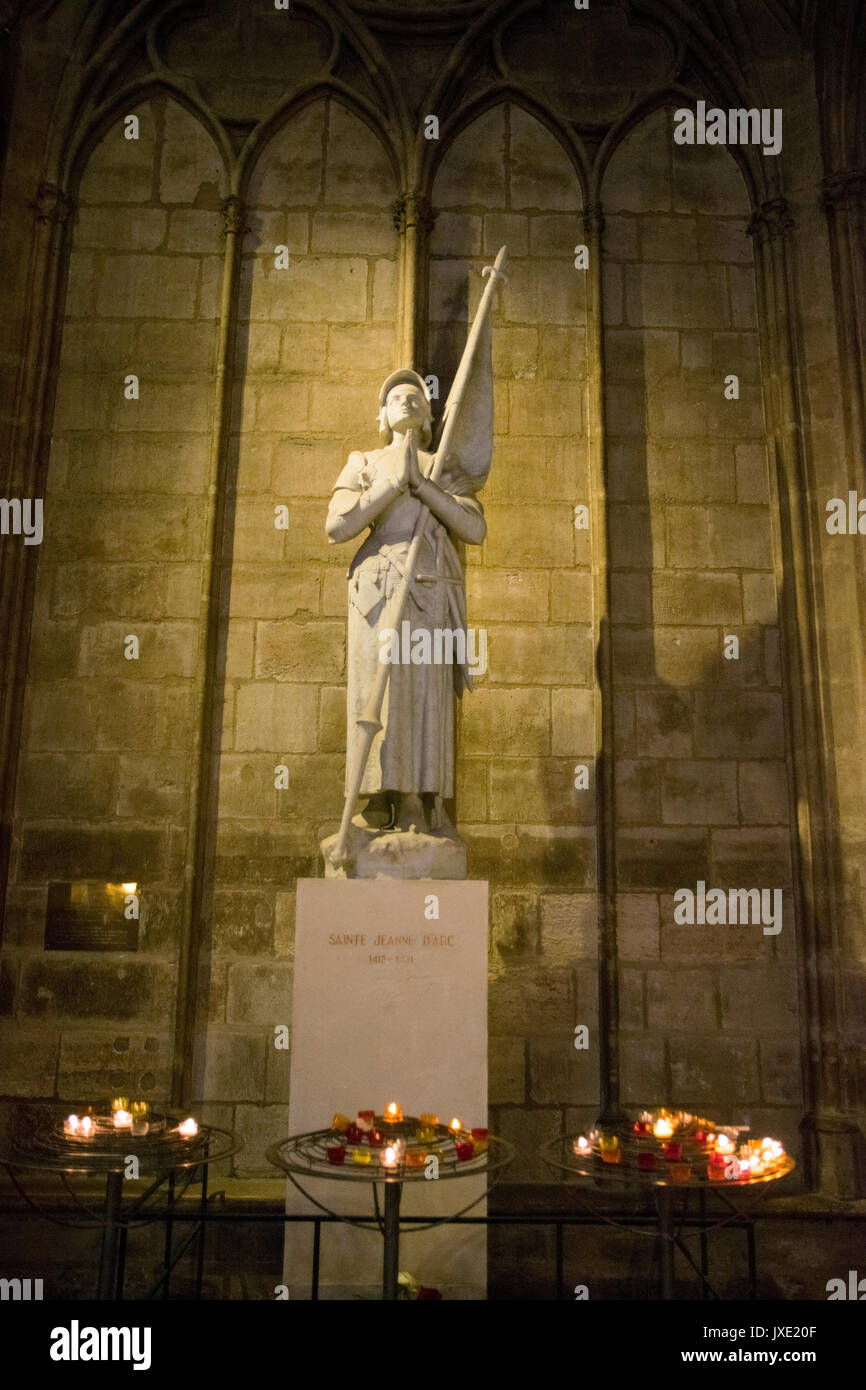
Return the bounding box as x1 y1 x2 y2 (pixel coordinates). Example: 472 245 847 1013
419 1113 439 1127
599 1135 620 1164
111 1096 130 1114
331 1113 351 1132
384 1102 403 1124
406 1149 427 1167
352 1149 372 1165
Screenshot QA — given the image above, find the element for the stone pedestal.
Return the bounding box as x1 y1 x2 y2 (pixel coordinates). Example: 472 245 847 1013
283 878 488 1299
320 823 466 879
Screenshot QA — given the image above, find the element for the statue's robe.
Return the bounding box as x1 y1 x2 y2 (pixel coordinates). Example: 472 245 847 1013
331 446 483 798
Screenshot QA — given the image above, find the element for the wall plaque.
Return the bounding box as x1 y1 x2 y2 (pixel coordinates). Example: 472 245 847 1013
44 882 139 951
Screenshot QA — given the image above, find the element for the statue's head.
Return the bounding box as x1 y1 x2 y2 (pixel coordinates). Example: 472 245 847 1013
377 368 433 448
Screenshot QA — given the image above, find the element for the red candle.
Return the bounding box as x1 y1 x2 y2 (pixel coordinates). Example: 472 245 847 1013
637 1151 657 1171
345 1124 363 1144
708 1152 727 1182
357 1110 375 1132
368 1128 382 1146
662 1141 683 1161
326 1145 346 1166
456 1141 475 1161
634 1120 651 1136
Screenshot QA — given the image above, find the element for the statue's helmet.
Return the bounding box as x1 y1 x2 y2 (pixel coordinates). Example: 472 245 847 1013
377 368 433 447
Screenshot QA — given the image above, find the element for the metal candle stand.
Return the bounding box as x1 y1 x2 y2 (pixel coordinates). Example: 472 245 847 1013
267 1115 514 1300
0 1108 241 1299
543 1123 796 1300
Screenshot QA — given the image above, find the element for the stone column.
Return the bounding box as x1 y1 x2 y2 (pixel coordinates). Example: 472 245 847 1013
0 180 74 929
393 191 435 369
585 200 623 1127
171 193 245 1106
748 197 862 1196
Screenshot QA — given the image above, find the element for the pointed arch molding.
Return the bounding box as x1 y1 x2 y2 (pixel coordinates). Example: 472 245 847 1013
0 0 860 1190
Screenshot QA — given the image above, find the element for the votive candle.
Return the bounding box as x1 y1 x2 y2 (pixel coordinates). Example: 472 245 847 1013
708 1152 727 1181
384 1102 403 1124
131 1101 149 1137
599 1136 621 1165
178 1117 198 1138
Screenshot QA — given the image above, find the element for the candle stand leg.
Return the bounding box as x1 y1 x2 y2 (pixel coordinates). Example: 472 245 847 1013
656 1187 674 1301
98 1170 124 1300
195 1159 209 1300
382 1181 402 1301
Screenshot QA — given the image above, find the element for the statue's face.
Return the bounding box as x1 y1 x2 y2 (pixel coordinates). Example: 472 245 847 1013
385 383 427 435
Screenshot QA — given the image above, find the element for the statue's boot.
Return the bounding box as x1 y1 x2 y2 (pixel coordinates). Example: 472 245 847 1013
425 794 455 834
393 793 425 833
352 792 393 831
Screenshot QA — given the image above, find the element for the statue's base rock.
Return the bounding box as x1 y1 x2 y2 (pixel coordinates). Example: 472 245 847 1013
320 822 466 879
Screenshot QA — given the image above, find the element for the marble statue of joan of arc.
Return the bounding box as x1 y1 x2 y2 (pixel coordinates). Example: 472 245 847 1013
325 366 490 840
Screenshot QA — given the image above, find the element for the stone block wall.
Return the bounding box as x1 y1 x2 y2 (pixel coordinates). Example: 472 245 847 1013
601 108 801 1154
2 0 858 1194
200 100 400 1169
0 96 223 1103
428 103 597 1180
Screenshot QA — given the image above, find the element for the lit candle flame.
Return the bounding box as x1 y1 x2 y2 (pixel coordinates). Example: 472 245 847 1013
80 1116 93 1136
576 1136 590 1151
385 1102 402 1122
381 1145 398 1168
450 1117 462 1134
653 1118 674 1139
716 1135 735 1154
65 1114 79 1134
178 1117 198 1138
113 1109 132 1129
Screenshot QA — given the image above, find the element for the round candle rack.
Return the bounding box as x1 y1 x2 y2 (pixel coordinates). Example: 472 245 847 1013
7 1109 237 1177
545 1127 795 1190
0 1107 241 1299
268 1115 514 1301
270 1114 511 1186
543 1114 795 1300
